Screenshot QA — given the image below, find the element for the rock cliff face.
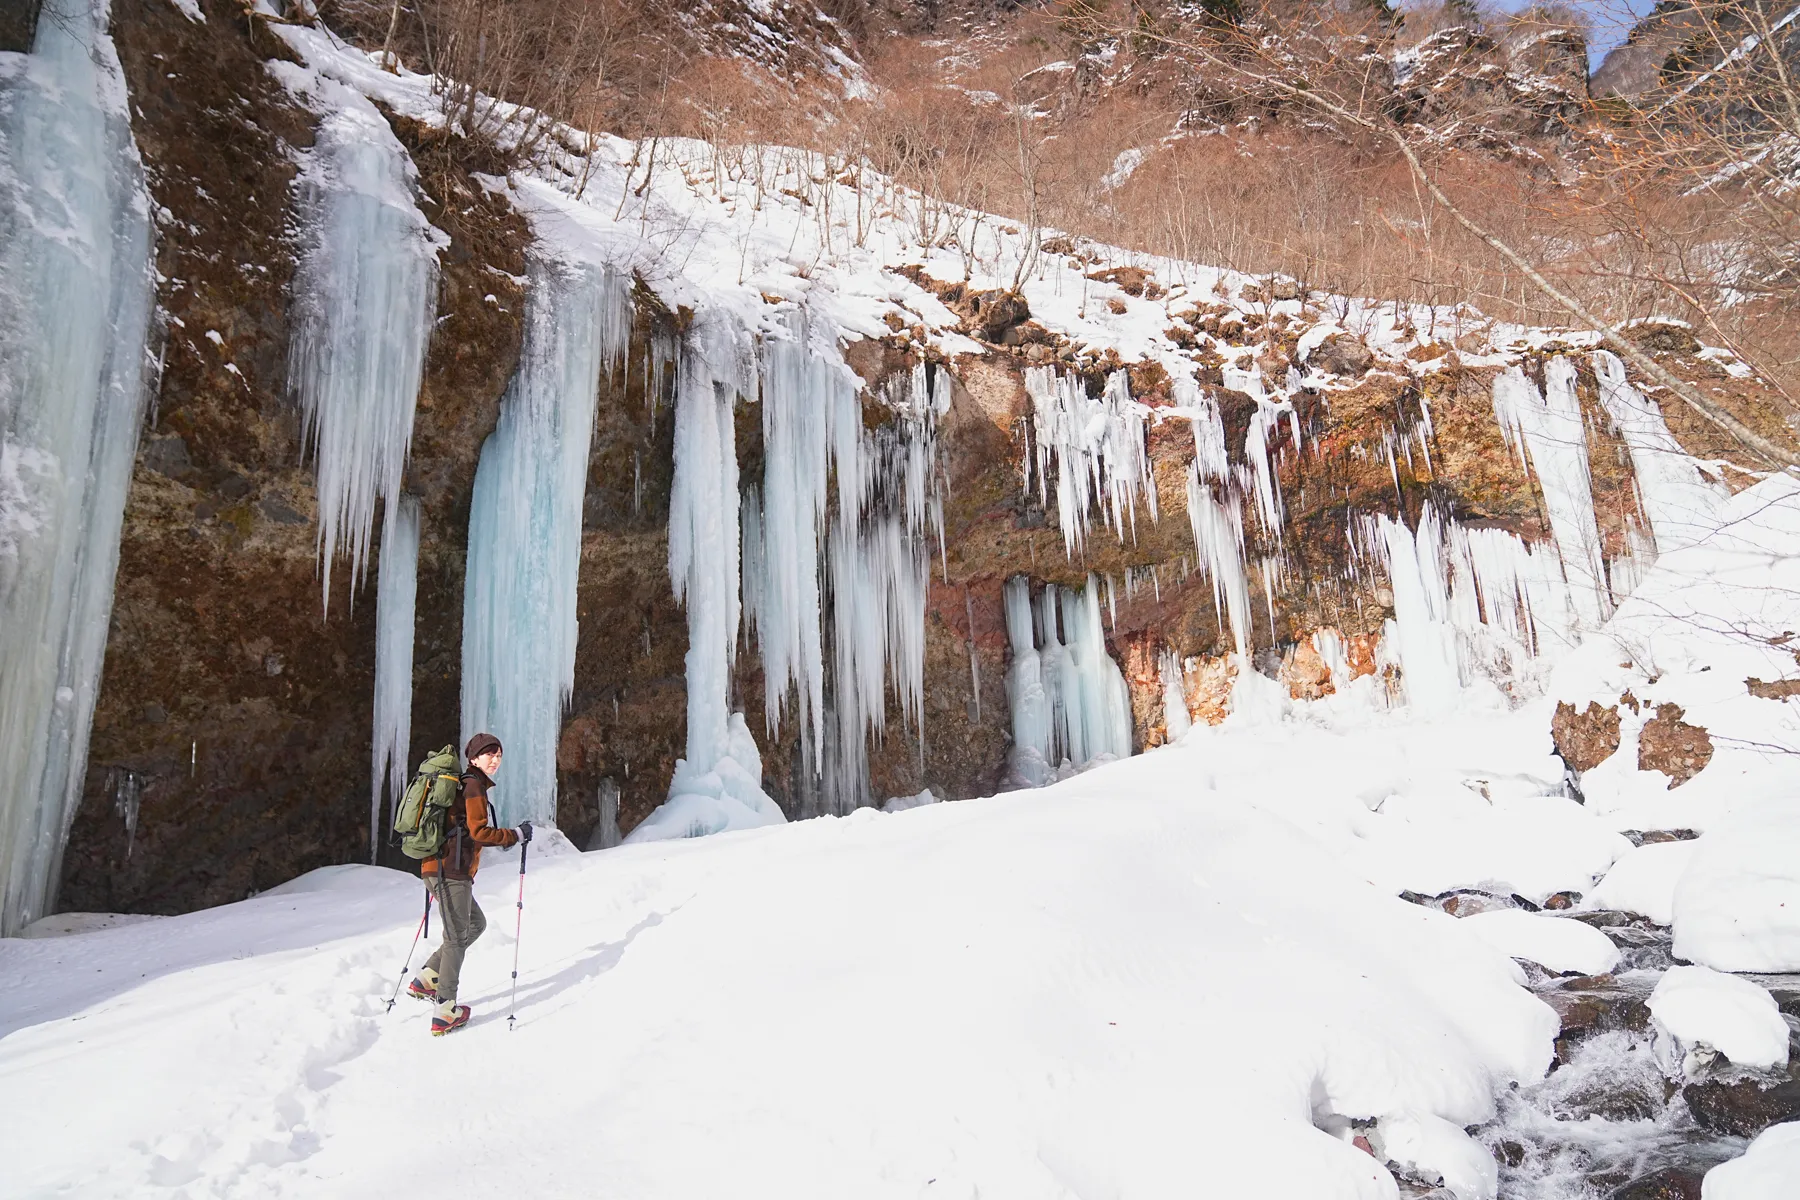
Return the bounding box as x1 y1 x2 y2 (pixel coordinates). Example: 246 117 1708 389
46 0 1798 916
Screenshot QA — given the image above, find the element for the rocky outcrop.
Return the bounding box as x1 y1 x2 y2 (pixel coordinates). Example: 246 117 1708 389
1553 700 1622 771
1638 703 1713 786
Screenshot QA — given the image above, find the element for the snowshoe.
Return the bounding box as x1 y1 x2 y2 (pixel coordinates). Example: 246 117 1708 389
430 1003 471 1037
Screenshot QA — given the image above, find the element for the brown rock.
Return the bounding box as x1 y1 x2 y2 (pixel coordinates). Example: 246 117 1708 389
1682 1078 1800 1137
1638 703 1713 786
1748 677 1800 700
1312 332 1374 377
1087 266 1149 296
1281 640 1335 701
1606 1165 1704 1200
1552 700 1621 772
1182 655 1238 727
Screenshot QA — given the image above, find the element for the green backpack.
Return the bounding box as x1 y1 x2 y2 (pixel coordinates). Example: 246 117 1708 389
392 745 463 860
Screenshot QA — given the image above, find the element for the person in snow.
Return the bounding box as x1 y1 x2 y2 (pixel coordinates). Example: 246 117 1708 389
407 733 532 1036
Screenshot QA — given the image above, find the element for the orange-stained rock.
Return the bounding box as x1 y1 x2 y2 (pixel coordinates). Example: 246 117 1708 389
1282 640 1335 701
1183 655 1239 727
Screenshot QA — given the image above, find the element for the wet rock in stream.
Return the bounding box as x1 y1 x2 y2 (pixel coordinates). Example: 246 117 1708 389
1604 1164 1705 1199
1682 1077 1800 1138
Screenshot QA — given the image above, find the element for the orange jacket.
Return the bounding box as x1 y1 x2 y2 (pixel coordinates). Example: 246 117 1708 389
421 766 517 880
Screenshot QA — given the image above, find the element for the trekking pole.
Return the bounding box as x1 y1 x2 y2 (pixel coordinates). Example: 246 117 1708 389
507 835 529 1030
385 884 432 1013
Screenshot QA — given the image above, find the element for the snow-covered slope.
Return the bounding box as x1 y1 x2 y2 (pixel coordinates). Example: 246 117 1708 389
2 711 1574 1200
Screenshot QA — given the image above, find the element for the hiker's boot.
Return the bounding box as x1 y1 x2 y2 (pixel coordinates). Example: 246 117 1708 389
431 1000 470 1037
406 968 439 1002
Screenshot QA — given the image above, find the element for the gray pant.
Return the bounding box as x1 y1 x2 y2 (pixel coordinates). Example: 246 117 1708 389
422 875 486 1004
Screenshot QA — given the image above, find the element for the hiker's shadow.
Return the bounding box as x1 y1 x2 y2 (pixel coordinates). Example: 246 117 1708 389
468 903 681 1027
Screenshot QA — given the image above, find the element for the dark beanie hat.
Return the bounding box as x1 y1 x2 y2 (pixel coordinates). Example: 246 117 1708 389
465 733 502 760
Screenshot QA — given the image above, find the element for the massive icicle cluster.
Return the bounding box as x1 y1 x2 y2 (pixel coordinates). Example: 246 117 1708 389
1024 366 1157 558
461 257 629 828
1003 574 1134 785
641 325 949 836
631 318 784 840
370 495 418 858
285 86 441 611
0 0 157 936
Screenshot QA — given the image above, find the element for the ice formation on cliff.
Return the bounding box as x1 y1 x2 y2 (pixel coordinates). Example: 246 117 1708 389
462 257 630 827
285 82 441 612
0 0 157 936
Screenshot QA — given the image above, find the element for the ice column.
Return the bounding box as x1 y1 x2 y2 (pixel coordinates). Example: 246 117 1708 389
1003 575 1052 786
1591 350 1726 555
461 258 629 828
287 94 440 611
1003 575 1132 780
0 0 157 936
629 321 785 841
1025 366 1157 558
370 494 418 858
1492 361 1611 627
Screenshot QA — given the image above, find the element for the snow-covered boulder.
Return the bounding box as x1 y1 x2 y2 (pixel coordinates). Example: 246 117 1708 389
1703 1121 1800 1199
1589 838 1701 926
1673 801 1800 972
1647 965 1790 1073
1456 910 1622 977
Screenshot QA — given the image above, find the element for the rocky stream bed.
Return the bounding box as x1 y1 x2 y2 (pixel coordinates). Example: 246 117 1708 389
1383 885 1800 1199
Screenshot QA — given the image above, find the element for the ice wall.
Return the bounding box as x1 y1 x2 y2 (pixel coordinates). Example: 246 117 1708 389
286 90 440 612
462 257 629 828
1492 360 1612 627
0 0 157 936
370 494 418 859
1591 350 1726 555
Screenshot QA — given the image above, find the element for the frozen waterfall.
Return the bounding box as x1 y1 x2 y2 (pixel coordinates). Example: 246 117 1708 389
629 323 785 841
0 0 158 935
1492 360 1611 627
286 86 441 612
370 494 418 859
1591 350 1726 555
1003 574 1133 782
461 257 629 828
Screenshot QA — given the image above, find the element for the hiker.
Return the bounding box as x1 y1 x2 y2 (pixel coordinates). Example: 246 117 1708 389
406 733 532 1036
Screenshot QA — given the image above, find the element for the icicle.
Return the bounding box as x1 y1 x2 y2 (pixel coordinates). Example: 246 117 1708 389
1491 361 1611 626
461 257 629 828
287 89 441 613
370 495 419 860
1591 350 1726 555
0 0 157 935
